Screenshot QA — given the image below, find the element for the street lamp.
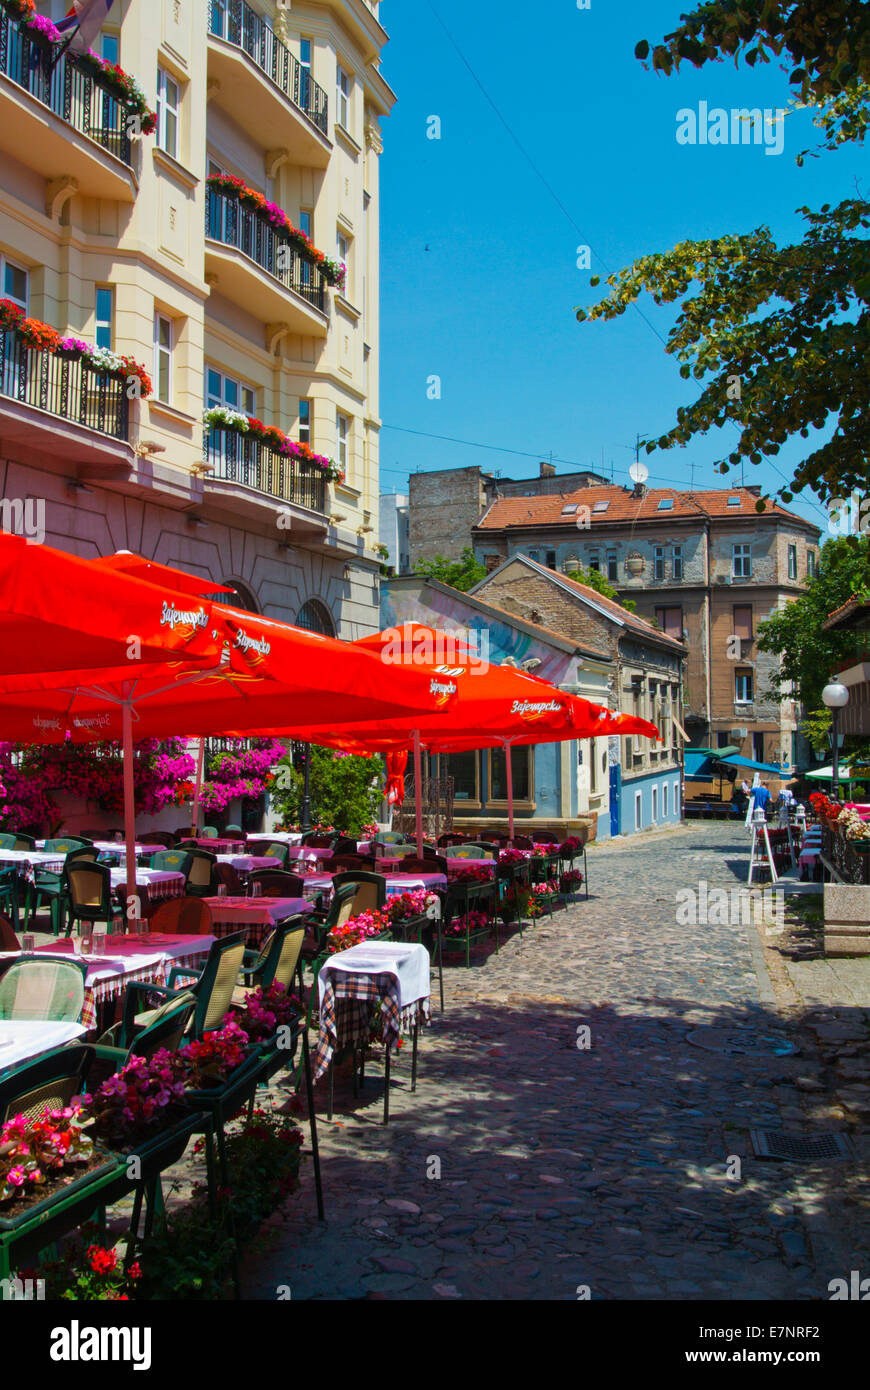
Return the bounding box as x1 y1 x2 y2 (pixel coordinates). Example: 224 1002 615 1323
821 681 850 801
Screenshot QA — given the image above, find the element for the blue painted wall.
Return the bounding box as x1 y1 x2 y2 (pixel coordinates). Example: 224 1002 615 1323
619 769 682 835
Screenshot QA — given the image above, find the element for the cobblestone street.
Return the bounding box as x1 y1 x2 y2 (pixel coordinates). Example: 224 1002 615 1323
243 822 870 1301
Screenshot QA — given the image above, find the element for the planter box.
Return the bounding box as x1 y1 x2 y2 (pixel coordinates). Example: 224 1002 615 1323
0 1154 127 1278
824 884 870 957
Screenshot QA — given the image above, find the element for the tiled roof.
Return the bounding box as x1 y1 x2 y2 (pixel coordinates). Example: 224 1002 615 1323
429 580 612 662
477 555 686 653
822 595 870 631
474 484 817 532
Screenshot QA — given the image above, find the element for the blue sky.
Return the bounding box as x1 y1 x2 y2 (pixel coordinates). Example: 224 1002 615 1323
377 0 867 535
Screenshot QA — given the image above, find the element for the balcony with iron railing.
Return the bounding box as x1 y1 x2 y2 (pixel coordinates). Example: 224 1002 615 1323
204 427 328 519
204 187 329 332
207 0 331 166
0 328 130 445
0 8 137 200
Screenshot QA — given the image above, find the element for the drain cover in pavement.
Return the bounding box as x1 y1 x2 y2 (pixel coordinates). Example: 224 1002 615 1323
750 1130 854 1162
686 1027 799 1057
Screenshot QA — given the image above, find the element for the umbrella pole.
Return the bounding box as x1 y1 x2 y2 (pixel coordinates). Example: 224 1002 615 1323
413 730 424 857
505 740 515 842
121 699 138 929
192 738 205 836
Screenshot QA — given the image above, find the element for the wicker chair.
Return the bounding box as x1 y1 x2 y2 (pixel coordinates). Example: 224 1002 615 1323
64 861 118 936
0 954 88 1021
121 932 247 1040
0 912 19 951
246 840 291 868
0 1044 94 1124
236 920 306 997
331 870 387 916
139 831 176 850
184 849 218 899
246 869 304 897
215 862 244 896
95 991 197 1061
149 896 214 935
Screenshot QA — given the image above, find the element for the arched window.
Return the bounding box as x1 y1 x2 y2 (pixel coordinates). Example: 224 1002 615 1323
219 579 259 614
296 599 335 636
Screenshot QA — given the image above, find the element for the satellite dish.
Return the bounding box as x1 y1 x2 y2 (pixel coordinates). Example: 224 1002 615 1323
629 461 649 486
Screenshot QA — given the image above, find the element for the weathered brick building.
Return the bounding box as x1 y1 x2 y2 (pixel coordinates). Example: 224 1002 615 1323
473 484 821 772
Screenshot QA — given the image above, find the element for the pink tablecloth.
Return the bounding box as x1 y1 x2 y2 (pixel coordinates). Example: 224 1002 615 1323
301 872 447 901
203 896 313 949
285 846 334 863
4 935 214 1030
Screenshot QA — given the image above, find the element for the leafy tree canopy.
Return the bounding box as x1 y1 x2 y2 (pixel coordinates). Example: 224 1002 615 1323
414 548 487 592
578 1 870 506
270 746 380 835
634 0 870 151
756 533 870 707
572 564 637 612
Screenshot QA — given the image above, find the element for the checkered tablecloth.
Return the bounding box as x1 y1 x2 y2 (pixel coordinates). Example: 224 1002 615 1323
203 896 312 949
111 870 187 913
0 851 65 877
313 972 429 1080
216 855 282 872
301 872 447 903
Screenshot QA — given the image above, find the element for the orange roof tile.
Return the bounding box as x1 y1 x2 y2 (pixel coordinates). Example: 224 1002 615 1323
474 485 818 532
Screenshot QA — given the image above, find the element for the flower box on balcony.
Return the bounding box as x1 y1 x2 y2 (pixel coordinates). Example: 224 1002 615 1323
206 175 345 289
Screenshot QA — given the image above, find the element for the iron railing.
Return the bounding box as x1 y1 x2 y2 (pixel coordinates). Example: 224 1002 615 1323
0 10 133 165
205 188 328 313
821 825 870 885
0 330 130 440
205 427 327 514
207 0 329 135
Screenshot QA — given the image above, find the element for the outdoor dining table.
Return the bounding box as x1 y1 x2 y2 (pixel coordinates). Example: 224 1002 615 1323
300 871 448 901
0 934 214 1032
110 868 186 920
215 854 282 872
0 1019 88 1075
191 838 247 853
36 840 151 858
314 940 430 1124
0 849 67 875
247 831 302 845
285 846 333 863
203 895 313 949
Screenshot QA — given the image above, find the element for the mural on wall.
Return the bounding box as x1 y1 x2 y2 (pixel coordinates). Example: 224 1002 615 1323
380 582 576 687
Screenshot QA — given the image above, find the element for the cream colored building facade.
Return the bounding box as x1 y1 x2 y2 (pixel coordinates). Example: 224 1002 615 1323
0 0 392 632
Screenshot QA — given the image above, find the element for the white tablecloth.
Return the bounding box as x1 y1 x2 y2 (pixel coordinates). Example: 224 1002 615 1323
0 1020 88 1074
109 868 186 900
248 831 302 845
318 941 430 1009
216 855 281 871
0 850 66 873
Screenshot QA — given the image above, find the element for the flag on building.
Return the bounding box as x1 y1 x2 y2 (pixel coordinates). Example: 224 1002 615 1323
55 0 116 54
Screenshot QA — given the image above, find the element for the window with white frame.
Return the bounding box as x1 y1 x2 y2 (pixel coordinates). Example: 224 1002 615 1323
95 287 113 351
337 64 350 129
672 544 683 580
336 411 349 471
732 543 752 578
156 68 179 159
787 543 797 579
635 791 642 830
735 669 754 703
299 398 311 444
337 230 350 296
653 546 664 581
652 785 658 821
154 313 173 403
662 782 668 818
807 549 816 577
205 366 255 416
299 38 312 109
2 257 28 311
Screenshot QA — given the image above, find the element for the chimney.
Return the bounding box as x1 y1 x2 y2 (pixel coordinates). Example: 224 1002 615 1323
539 461 555 478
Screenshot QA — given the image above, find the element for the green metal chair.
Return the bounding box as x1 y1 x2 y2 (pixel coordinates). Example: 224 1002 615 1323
200 826 219 838
331 870 387 915
121 932 247 1040
0 954 88 1021
0 869 20 931
246 839 291 868
63 861 119 937
25 844 99 935
375 831 404 845
304 880 361 957
0 1044 94 1124
149 848 193 877
0 832 36 852
94 991 197 1064
444 843 493 859
236 921 306 996
184 848 218 898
